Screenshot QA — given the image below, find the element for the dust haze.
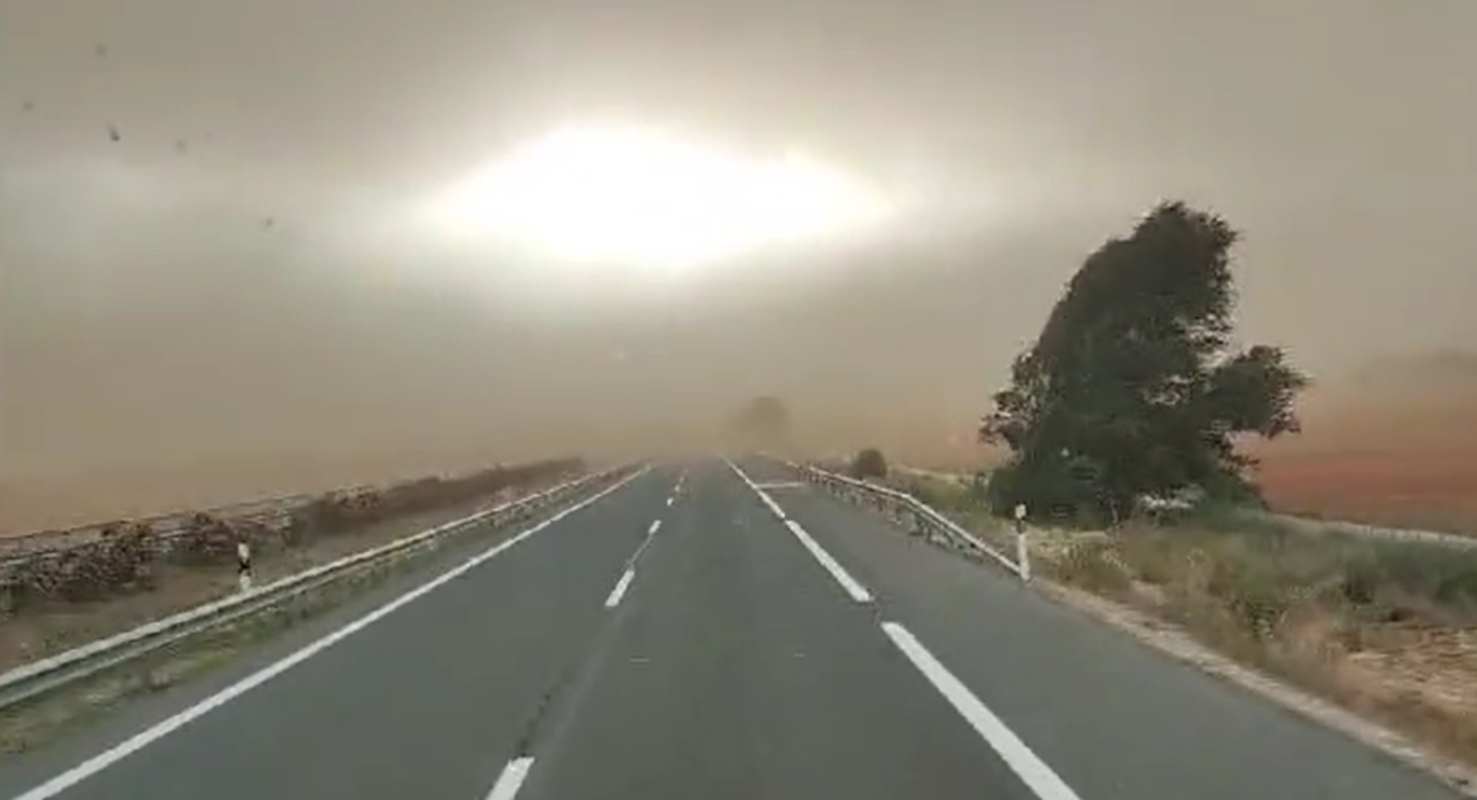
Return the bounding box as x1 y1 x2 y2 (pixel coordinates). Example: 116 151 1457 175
3 1 1475 532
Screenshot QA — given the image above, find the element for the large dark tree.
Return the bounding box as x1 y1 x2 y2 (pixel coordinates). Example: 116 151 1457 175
981 202 1307 522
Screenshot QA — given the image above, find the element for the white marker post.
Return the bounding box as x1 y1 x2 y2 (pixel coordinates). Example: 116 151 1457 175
236 539 254 592
1013 503 1030 583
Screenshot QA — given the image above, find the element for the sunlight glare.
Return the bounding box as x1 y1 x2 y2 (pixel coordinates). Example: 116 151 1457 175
424 125 890 267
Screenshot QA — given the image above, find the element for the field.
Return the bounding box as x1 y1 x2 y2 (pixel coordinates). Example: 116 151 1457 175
1256 450 1477 536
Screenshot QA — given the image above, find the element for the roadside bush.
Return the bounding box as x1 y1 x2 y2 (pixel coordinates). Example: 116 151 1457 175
903 476 967 512
295 458 582 536
851 448 887 479
1048 539 1132 595
1079 521 1477 633
1435 570 1477 608
987 456 1105 525
1025 515 1477 766
1116 531 1182 585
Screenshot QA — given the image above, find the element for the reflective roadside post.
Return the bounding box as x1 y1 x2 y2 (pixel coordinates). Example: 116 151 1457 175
236 536 253 592
1014 503 1031 582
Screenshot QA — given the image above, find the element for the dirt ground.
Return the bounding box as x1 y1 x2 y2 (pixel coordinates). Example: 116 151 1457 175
1256 450 1477 535
0 485 531 675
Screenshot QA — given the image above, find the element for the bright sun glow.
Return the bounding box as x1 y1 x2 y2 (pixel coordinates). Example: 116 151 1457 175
423 125 891 267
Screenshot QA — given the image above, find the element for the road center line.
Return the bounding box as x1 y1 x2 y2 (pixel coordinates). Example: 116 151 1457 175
483 756 536 800
606 516 665 610
784 520 873 603
12 469 649 800
881 622 1082 800
726 458 871 603
723 458 787 520
628 519 662 565
604 569 636 608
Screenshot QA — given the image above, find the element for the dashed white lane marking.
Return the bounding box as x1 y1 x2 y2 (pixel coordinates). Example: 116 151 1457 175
607 517 664 609
483 756 536 800
11 469 649 800
881 622 1082 800
631 519 664 564
604 568 636 608
666 496 673 507
784 520 873 603
725 458 871 604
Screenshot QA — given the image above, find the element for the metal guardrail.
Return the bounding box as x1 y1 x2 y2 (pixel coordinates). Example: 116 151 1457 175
783 461 1029 580
0 465 632 712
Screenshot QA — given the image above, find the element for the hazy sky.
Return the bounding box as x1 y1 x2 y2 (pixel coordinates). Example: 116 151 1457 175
3 1 1475 520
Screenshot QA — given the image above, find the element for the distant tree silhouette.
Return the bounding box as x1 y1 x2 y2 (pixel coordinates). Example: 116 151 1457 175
731 396 791 447
851 448 888 479
981 202 1307 522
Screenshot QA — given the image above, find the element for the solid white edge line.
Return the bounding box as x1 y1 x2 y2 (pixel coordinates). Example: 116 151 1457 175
723 458 786 521
783 520 873 603
604 569 636 608
648 519 662 535
760 491 786 520
12 468 649 800
484 756 536 800
880 622 1082 800
725 459 868 602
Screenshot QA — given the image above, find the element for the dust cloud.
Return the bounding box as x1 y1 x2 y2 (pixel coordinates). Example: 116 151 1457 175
1249 353 1477 532
3 1 1475 532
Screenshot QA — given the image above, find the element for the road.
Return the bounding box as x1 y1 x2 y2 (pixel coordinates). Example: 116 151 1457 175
0 458 1460 799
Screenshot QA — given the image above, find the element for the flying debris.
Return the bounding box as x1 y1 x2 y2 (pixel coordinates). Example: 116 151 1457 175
175 139 189 155
107 124 121 142
261 216 276 230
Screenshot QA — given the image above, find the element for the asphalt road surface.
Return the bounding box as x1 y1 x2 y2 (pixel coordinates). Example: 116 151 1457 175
0 459 1461 799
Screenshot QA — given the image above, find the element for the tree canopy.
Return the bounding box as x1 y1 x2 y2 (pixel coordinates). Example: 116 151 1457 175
731 396 791 446
851 448 888 479
981 202 1307 522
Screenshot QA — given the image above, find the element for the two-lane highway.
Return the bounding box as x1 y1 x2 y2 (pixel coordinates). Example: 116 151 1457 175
513 461 1034 800
0 459 1462 799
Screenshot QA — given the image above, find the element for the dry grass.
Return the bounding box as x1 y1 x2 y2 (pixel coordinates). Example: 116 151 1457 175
1036 520 1477 766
